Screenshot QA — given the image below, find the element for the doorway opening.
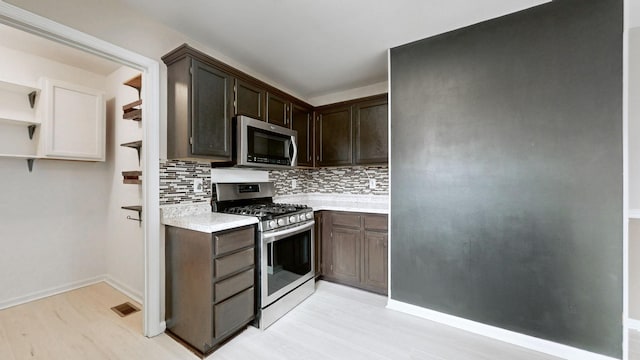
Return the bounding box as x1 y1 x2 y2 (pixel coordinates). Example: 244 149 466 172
0 2 162 337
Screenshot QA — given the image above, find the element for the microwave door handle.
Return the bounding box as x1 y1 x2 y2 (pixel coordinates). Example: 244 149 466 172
290 135 298 166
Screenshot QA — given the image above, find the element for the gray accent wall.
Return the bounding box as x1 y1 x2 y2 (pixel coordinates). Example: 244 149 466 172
390 0 622 357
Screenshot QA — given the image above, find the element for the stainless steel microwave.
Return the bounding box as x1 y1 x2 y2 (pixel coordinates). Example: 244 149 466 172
235 115 297 168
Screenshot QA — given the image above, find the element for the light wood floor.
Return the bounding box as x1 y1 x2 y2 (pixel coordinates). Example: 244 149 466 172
631 330 640 360
0 280 588 360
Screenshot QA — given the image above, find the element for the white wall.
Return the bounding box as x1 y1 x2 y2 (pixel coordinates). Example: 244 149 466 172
307 81 389 107
3 0 296 159
629 27 640 320
630 28 640 211
4 0 386 154
104 66 144 302
0 44 110 308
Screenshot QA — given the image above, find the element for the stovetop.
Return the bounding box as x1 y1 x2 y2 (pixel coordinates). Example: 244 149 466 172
221 203 308 219
213 182 314 232
215 200 314 232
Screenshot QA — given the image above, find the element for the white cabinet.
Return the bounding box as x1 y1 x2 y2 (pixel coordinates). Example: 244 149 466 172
38 78 106 161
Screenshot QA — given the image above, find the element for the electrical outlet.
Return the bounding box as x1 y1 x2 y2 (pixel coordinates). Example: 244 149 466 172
193 178 204 193
369 179 377 189
291 179 297 189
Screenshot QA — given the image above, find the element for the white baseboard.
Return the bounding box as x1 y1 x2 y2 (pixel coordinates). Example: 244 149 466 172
0 276 106 310
627 318 640 332
386 299 618 360
104 276 143 305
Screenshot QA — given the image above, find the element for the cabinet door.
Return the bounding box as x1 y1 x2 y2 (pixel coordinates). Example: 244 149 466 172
165 226 214 353
353 98 388 164
191 59 233 159
290 103 313 167
40 78 105 161
235 79 265 120
330 226 361 285
314 212 323 276
363 230 388 294
213 287 254 340
266 92 289 128
316 105 352 166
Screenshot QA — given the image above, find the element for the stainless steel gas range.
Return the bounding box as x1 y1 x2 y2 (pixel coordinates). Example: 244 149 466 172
213 182 315 329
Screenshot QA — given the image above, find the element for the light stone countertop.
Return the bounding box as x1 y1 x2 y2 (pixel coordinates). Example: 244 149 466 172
274 193 389 214
160 203 258 233
160 193 388 233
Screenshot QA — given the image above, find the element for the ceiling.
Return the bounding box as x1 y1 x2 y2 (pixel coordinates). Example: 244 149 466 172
0 23 120 76
120 0 549 100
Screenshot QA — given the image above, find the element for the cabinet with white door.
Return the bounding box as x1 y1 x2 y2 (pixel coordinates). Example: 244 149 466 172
37 78 106 161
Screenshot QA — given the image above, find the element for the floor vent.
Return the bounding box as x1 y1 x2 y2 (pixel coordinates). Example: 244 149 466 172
111 302 140 317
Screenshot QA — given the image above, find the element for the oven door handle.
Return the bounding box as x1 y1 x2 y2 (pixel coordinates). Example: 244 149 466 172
263 221 314 243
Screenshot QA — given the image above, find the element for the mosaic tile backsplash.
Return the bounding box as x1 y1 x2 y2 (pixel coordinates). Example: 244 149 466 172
160 160 389 205
160 160 213 205
269 166 389 196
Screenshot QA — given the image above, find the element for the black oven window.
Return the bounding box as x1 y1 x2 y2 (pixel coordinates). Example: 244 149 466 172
266 230 311 296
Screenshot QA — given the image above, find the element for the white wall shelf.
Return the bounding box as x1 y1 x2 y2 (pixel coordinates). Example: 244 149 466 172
0 79 40 172
0 79 41 170
0 78 39 95
0 78 39 133
0 154 40 172
0 78 38 110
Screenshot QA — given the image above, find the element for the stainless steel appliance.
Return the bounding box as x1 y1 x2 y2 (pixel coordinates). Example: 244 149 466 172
213 182 314 329
235 115 298 168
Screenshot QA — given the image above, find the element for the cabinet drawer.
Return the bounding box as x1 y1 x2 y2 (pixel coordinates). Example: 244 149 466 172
364 215 388 231
214 227 254 256
214 268 254 303
214 287 254 338
214 248 254 278
331 212 361 228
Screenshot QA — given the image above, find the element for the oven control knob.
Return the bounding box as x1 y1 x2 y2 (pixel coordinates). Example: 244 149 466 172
268 220 277 229
289 215 297 223
306 212 313 220
277 218 286 226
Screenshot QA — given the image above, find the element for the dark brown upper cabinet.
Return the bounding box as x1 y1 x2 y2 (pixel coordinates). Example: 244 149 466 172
315 105 353 166
163 44 314 164
235 79 265 120
163 44 386 167
266 92 290 128
290 102 314 167
191 60 233 158
353 97 388 164
163 51 233 161
315 94 388 167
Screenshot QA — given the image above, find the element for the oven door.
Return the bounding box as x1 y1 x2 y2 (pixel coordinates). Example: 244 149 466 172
261 221 314 307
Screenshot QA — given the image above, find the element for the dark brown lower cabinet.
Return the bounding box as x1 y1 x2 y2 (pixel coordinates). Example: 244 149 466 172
165 225 256 355
321 211 388 295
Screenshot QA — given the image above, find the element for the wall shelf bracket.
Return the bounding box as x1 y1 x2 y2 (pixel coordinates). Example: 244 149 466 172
120 140 142 164
28 125 36 140
27 158 34 172
122 205 142 222
28 91 37 108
